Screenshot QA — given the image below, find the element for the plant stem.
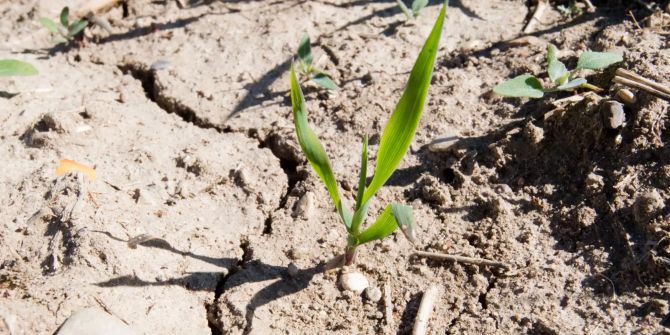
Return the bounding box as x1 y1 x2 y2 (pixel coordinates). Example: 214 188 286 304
345 245 358 265
580 82 604 92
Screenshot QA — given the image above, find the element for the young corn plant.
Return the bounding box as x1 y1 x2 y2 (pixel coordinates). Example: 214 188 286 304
494 44 622 98
296 34 339 90
290 4 446 265
39 7 89 45
396 0 430 20
0 59 38 77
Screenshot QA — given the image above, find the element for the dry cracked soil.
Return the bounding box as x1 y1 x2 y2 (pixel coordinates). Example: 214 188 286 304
1 0 670 334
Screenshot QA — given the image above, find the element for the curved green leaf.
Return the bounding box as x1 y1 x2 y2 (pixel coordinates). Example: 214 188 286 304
298 34 313 66
0 59 38 76
395 0 414 19
412 0 429 16
290 65 348 224
576 51 623 70
39 17 60 34
67 20 88 38
493 74 544 98
392 204 416 243
361 4 446 206
556 77 587 91
547 44 568 85
60 7 70 27
312 72 339 90
356 205 397 245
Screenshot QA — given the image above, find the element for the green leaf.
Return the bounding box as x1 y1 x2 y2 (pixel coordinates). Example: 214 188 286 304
67 20 88 38
412 0 429 16
395 0 414 20
493 74 544 98
355 135 368 211
290 64 348 224
392 204 416 243
546 44 568 85
361 4 446 206
39 17 60 34
356 205 398 245
312 72 339 90
576 51 623 70
0 59 38 76
298 34 313 66
60 7 70 27
556 77 587 91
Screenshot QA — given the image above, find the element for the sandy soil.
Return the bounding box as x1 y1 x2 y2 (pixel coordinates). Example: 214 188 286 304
1 0 670 334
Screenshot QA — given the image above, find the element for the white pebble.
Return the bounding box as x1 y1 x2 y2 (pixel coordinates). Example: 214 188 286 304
339 271 369 294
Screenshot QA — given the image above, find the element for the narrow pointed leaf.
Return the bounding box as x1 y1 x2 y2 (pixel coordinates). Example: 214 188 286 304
67 20 88 38
290 65 348 224
556 77 587 91
412 0 429 16
0 59 38 76
351 200 370 235
39 18 60 34
576 51 623 70
547 44 568 85
392 204 416 243
312 72 339 90
355 136 368 211
493 74 544 98
361 4 446 206
60 7 70 27
298 34 313 66
356 205 398 245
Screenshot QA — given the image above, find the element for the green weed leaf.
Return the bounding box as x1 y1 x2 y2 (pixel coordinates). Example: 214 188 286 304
547 44 568 85
290 65 348 225
60 7 70 27
412 0 429 16
396 0 414 19
355 135 368 211
392 204 416 243
493 74 544 98
67 20 88 38
556 77 587 91
39 18 60 34
313 72 339 90
0 59 38 76
361 4 446 206
576 51 623 70
356 205 398 245
298 34 313 66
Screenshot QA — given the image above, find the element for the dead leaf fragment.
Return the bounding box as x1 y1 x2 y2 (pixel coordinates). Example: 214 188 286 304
56 159 97 181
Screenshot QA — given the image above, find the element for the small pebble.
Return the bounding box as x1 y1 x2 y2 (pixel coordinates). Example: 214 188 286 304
365 286 382 303
616 88 636 105
427 128 460 153
601 100 625 129
150 60 171 71
292 192 313 219
287 262 299 277
339 271 369 294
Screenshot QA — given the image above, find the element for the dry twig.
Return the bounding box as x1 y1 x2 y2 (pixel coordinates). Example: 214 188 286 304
412 250 510 269
412 285 441 335
614 68 670 101
523 0 548 34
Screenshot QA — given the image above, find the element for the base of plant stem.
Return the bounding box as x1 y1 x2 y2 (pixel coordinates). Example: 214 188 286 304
344 246 358 266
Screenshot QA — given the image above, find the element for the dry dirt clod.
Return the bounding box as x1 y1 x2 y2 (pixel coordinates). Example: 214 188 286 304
601 100 626 129
427 128 460 153
364 286 382 303
56 308 138 335
633 189 665 225
523 122 544 144
339 271 369 294
292 192 313 219
287 262 299 277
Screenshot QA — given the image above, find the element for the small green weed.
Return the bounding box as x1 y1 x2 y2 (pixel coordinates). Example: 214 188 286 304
396 0 430 20
0 59 38 76
494 44 622 98
290 4 447 265
296 34 339 90
40 7 88 44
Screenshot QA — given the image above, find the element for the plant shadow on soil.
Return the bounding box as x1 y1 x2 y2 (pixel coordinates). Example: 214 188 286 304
94 231 325 333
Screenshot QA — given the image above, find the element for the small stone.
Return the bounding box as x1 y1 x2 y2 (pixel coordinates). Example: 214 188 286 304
292 192 313 219
601 100 625 129
364 286 382 303
287 262 299 277
616 88 636 105
633 189 665 225
288 247 310 260
150 60 171 71
428 129 460 153
57 308 138 335
339 271 369 294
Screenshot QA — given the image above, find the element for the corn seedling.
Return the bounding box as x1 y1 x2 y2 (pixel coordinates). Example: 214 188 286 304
396 0 430 20
290 4 446 265
39 7 89 44
296 34 339 90
494 44 622 98
0 59 38 77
